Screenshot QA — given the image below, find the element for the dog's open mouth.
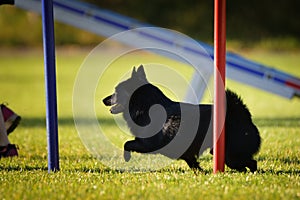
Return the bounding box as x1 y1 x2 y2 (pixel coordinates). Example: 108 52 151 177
103 95 126 114
110 104 125 114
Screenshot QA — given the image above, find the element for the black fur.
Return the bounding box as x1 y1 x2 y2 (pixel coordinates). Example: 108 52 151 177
103 65 261 172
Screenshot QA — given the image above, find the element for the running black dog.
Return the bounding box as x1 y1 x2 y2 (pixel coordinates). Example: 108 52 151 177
103 65 261 172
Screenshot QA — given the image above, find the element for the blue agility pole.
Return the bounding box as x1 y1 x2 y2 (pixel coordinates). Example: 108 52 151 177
41 0 59 172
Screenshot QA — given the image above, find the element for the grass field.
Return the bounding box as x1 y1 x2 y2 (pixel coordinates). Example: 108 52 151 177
0 47 299 200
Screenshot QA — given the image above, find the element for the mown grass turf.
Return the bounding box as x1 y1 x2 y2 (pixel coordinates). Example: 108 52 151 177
0 48 299 200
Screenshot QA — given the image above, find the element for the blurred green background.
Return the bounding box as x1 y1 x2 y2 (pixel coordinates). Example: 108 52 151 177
0 0 300 50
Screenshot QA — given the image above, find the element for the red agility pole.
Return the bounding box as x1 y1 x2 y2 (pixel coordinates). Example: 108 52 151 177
213 0 226 173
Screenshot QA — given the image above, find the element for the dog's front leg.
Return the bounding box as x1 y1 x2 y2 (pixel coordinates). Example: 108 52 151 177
123 139 149 162
123 149 131 162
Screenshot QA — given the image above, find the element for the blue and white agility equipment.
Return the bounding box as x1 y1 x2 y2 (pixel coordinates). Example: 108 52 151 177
15 0 300 101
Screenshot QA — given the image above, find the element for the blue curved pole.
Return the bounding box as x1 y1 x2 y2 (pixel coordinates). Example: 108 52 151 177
41 0 59 172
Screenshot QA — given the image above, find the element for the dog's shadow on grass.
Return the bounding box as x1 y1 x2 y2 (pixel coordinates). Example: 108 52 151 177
0 164 48 172
68 166 212 175
70 167 300 175
256 156 300 175
1 163 299 175
257 169 300 175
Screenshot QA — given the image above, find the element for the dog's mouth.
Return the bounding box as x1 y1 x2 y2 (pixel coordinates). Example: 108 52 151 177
110 103 125 114
103 95 125 114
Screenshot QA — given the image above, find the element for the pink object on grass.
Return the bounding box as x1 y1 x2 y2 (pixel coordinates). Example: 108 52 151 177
1 104 21 135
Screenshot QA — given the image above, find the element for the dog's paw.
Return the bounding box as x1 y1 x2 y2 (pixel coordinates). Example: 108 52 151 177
124 150 131 162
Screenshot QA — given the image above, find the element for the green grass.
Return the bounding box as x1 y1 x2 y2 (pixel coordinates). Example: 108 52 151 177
0 47 299 200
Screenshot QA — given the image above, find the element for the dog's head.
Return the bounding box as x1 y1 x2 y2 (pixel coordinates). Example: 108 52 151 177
103 65 148 114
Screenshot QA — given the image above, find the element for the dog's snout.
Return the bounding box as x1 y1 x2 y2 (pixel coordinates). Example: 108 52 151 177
103 95 113 106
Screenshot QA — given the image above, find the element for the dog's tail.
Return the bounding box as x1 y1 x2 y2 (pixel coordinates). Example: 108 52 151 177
225 89 261 155
225 89 252 119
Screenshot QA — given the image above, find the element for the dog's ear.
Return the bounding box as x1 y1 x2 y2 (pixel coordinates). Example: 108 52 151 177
131 66 137 77
136 65 147 81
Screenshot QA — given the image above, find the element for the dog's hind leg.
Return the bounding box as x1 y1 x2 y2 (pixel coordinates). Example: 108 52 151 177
225 156 247 172
246 159 257 172
226 161 247 172
183 157 202 171
226 154 257 172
